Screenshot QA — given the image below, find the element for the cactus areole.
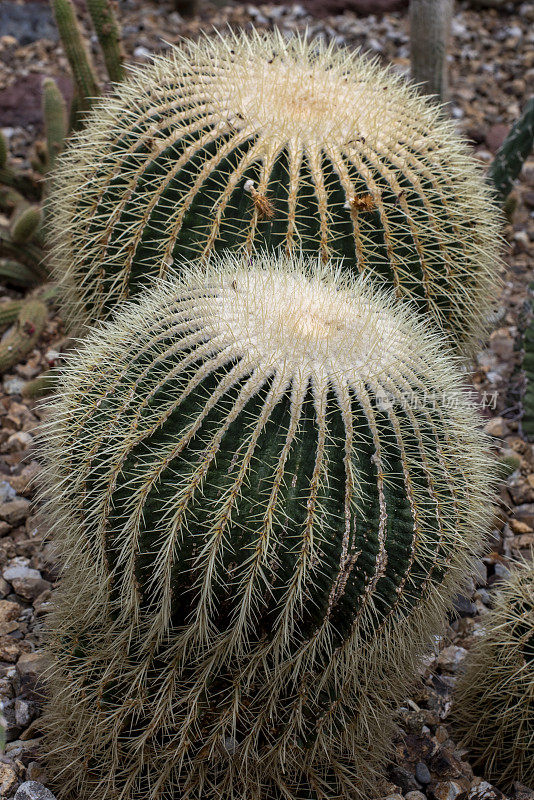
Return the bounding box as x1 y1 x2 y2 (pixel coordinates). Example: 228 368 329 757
41 253 494 800
49 30 500 347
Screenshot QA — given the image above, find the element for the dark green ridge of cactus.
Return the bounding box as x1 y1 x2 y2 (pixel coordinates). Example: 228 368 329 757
49 31 501 351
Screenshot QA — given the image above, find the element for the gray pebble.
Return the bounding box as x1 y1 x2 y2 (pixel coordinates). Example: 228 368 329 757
415 761 431 785
14 781 57 800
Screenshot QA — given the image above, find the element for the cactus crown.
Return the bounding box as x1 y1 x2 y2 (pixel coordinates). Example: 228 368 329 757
454 559 534 790
48 29 501 348
40 252 495 800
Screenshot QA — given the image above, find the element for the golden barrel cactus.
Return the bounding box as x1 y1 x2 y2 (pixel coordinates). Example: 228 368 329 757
48 31 501 347
40 252 495 800
454 559 534 790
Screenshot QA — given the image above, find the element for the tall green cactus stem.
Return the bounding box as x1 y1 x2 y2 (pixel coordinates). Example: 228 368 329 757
453 560 534 790
488 97 534 203
86 0 125 84
0 299 47 373
43 78 68 173
48 31 501 349
40 252 495 800
50 0 100 116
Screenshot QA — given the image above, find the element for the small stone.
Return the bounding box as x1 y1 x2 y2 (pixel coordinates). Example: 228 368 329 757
430 781 467 800
406 793 427 800
415 762 432 784
509 518 533 534
25 764 47 784
513 783 534 800
494 562 511 579
12 576 51 602
4 376 26 395
0 636 28 662
0 599 21 626
7 431 33 451
483 417 510 438
15 651 49 699
14 781 57 800
0 499 30 525
451 594 477 618
513 231 530 253
437 645 467 673
0 762 18 795
513 504 534 528
15 697 33 726
388 765 420 794
435 725 449 744
3 564 41 583
468 779 505 798
0 481 17 503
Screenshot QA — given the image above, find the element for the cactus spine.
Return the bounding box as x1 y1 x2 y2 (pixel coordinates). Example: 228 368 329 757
40 252 494 800
453 560 534 790
48 30 501 348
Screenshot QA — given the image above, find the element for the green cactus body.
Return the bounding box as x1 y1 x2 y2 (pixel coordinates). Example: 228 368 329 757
523 312 534 440
453 560 534 790
0 131 7 170
51 0 100 114
0 259 42 288
43 79 68 174
0 300 23 328
86 0 125 84
488 97 534 203
10 205 42 244
40 253 494 800
0 299 47 373
48 31 501 349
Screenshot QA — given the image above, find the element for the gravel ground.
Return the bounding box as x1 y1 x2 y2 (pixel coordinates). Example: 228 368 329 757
0 1 533 799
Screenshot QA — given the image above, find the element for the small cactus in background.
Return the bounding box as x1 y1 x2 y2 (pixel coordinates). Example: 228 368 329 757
453 559 534 790
523 299 534 441
40 252 495 800
50 0 125 125
0 298 48 373
51 0 100 119
48 30 501 349
87 0 125 84
488 97 534 204
42 78 68 174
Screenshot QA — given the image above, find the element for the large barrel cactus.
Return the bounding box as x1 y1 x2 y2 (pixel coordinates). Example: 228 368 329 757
454 560 534 790
48 30 501 348
40 253 494 800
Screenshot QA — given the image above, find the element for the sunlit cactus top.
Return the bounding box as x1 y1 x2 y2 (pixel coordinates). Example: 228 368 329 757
49 29 501 345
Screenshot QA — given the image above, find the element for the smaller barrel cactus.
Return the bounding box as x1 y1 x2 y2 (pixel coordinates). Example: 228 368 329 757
454 559 534 790
48 30 501 349
40 252 495 800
